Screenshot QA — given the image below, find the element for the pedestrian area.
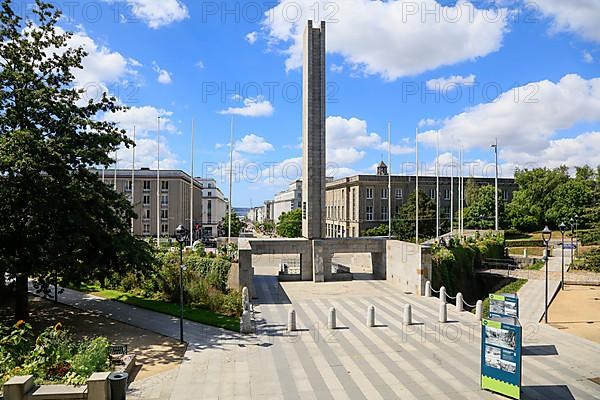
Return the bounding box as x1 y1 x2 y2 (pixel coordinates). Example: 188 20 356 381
169 276 600 400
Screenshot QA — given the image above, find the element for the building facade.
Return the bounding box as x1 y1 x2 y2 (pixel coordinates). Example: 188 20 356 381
273 180 302 223
95 168 203 239
324 162 517 238
196 178 227 239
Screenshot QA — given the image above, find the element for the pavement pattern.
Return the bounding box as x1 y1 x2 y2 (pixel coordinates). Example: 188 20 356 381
41 269 600 400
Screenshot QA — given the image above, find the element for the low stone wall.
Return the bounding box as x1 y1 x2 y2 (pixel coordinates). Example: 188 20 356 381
386 241 432 295
3 372 111 400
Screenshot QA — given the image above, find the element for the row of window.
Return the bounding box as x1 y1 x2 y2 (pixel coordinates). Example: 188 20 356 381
142 223 170 234
142 194 169 206
365 187 510 201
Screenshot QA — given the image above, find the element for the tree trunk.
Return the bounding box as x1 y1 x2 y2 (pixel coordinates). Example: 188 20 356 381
15 274 29 321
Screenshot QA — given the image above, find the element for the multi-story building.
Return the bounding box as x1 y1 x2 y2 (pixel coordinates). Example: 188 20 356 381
196 178 227 238
272 180 302 223
247 206 265 223
94 168 203 239
325 161 517 238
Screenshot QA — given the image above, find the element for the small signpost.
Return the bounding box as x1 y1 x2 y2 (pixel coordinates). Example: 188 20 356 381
481 292 522 399
481 316 522 399
489 293 519 319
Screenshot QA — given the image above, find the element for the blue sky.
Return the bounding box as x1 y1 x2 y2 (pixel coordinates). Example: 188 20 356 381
31 0 600 207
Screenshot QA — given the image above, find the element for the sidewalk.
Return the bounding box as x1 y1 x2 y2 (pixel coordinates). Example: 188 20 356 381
517 245 570 323
28 285 241 346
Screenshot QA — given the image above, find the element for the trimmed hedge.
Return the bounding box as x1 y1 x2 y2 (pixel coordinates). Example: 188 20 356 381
505 239 546 248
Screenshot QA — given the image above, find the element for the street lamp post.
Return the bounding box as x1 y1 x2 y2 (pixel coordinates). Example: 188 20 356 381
570 217 575 267
541 226 552 324
175 224 189 344
559 222 566 291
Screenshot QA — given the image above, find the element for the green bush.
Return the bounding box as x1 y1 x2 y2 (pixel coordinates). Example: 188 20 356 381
580 229 600 246
70 337 110 380
579 248 600 272
505 239 546 247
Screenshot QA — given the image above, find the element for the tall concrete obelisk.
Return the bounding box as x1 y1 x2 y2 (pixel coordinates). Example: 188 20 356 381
302 20 326 239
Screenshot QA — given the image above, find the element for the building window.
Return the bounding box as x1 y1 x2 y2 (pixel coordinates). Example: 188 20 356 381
124 180 132 192
161 223 169 234
444 189 450 200
429 189 436 199
381 188 388 199
395 188 403 199
366 206 373 221
161 209 168 219
143 224 150 234
161 181 169 191
143 180 151 191
504 190 510 200
207 191 212 197
143 195 150 206
366 188 373 199
161 194 168 206
143 209 151 219
381 206 388 220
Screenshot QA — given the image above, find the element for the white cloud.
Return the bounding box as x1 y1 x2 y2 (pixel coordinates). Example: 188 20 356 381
102 105 178 136
418 118 441 128
426 74 476 91
419 74 600 152
326 116 413 165
195 60 205 69
245 32 258 44
235 134 275 154
330 63 344 73
219 97 274 117
110 0 189 29
263 0 508 80
115 137 179 169
583 51 594 64
501 131 600 169
152 62 172 84
536 0 600 43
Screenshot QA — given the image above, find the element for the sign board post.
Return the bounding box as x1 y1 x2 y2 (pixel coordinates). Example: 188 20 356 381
489 293 519 319
481 316 522 399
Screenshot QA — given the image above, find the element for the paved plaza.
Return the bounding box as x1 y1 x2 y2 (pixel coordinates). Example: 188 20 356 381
43 266 600 400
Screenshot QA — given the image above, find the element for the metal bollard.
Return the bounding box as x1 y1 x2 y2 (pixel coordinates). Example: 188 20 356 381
241 310 252 334
440 286 447 304
456 293 464 312
328 307 337 330
425 281 432 297
242 286 249 302
439 302 447 323
403 304 412 325
475 300 483 320
288 309 296 332
367 305 375 327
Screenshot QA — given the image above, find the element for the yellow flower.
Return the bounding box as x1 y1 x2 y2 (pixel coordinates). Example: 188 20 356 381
54 322 62 332
15 320 26 329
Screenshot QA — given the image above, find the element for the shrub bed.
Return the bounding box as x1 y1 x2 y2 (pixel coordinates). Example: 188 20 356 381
505 239 546 248
1 321 109 391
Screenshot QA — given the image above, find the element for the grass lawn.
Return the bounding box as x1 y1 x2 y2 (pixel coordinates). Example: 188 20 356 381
73 284 240 332
524 260 545 270
478 278 528 318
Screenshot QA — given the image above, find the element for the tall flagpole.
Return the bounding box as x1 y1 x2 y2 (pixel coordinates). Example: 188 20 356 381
460 147 464 237
415 127 419 244
388 122 392 239
436 130 440 240
156 116 161 247
450 149 454 236
190 118 195 247
131 126 136 235
228 117 234 243
494 137 499 231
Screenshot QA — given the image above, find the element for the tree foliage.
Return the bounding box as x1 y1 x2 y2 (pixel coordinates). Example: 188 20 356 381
507 166 598 231
276 209 302 238
0 0 153 320
463 184 505 229
219 212 243 237
391 190 437 241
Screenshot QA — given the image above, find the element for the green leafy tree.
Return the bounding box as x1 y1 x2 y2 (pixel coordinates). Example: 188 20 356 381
463 184 505 229
276 209 302 238
219 212 243 237
0 0 153 320
391 190 436 241
363 224 389 237
507 167 570 231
